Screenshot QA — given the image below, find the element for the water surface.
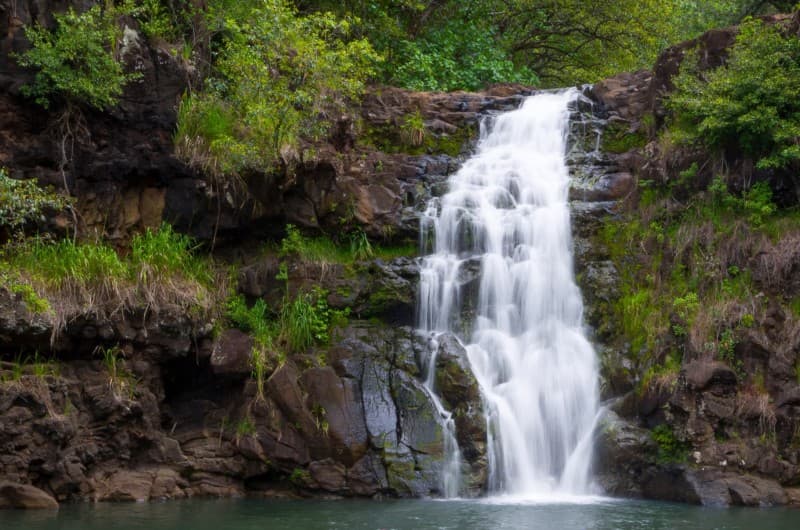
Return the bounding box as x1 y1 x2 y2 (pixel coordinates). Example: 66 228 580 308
1 498 798 530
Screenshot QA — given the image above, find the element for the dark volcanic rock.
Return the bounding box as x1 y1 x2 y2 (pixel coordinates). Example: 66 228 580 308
211 329 255 379
431 333 487 495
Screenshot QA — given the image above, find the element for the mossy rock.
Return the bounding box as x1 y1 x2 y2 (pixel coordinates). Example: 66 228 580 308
601 120 647 154
360 122 477 157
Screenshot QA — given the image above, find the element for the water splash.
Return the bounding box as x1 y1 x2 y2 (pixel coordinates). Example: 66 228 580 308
418 89 599 497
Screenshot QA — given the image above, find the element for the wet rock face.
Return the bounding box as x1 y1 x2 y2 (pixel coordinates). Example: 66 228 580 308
429 334 487 495
0 307 470 502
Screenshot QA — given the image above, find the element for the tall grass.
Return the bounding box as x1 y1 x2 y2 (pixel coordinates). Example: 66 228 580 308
1 224 218 340
280 291 328 352
278 224 415 265
603 174 798 393
131 223 213 310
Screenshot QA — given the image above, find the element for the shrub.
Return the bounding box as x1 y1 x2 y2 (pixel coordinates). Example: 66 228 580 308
705 177 776 228
387 17 537 91
280 290 331 352
651 424 689 463
279 287 348 353
668 18 800 171
0 169 70 235
14 6 140 110
176 0 380 175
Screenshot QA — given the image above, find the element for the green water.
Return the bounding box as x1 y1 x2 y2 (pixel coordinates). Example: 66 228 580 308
0 498 798 529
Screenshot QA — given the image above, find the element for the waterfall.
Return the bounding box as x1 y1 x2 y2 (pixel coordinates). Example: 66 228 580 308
418 89 599 498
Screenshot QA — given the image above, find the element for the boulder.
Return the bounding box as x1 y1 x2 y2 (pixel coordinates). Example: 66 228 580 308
211 329 255 378
683 360 737 391
594 410 657 496
94 470 154 502
0 482 58 509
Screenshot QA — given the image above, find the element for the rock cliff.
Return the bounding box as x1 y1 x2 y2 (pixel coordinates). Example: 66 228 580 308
1 0 799 510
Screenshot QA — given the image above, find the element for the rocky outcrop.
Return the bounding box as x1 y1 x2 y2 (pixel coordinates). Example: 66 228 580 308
0 286 460 503
0 482 58 509
0 0 534 245
577 18 800 508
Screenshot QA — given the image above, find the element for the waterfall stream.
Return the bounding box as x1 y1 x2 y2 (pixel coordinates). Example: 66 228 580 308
418 89 599 498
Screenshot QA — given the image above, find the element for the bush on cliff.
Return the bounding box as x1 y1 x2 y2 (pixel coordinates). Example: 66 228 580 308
0 169 70 238
14 5 140 110
668 17 800 172
175 0 380 177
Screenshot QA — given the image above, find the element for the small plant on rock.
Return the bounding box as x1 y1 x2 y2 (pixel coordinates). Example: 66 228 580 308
651 424 689 464
97 345 136 400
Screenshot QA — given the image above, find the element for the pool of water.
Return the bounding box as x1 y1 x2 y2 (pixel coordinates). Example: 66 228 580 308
1 497 798 530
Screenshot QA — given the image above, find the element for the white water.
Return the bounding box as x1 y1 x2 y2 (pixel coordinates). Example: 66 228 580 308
418 90 599 498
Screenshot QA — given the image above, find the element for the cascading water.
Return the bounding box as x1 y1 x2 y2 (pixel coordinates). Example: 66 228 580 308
418 89 599 498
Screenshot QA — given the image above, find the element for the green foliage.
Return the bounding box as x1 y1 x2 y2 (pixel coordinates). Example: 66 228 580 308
349 230 374 261
130 0 185 42
235 416 256 437
226 294 271 336
399 111 425 147
309 0 765 88
174 94 238 176
601 126 648 154
15 6 140 109
672 292 699 336
493 0 724 85
387 14 537 91
311 403 329 436
0 169 70 234
177 0 380 175
0 352 59 382
716 328 743 375
131 223 211 285
280 288 348 352
9 237 127 292
1 223 216 333
5 278 51 314
668 18 800 171
98 345 137 399
225 293 282 401
279 224 406 264
289 467 311 487
640 351 681 395
705 177 776 228
651 424 689 463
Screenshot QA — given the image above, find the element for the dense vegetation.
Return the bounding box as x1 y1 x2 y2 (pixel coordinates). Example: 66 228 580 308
11 0 795 182
598 14 800 418
669 17 800 180
6 0 800 415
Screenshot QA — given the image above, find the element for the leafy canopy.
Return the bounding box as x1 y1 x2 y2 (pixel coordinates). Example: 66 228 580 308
300 0 787 89
15 6 140 110
668 18 800 170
